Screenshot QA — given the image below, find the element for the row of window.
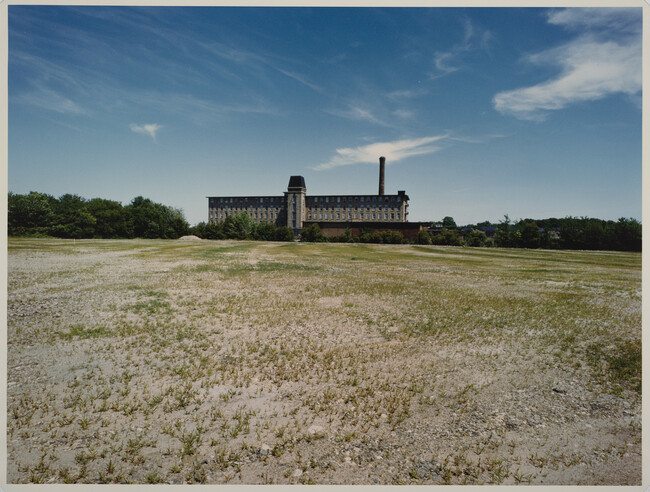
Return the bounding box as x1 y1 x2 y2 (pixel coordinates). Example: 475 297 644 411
215 205 285 211
307 205 401 212
308 212 400 221
308 195 401 204
209 194 404 206
210 210 402 222
212 211 279 221
211 196 282 205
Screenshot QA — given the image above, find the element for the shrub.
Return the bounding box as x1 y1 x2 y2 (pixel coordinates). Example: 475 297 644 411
466 229 487 247
300 223 327 242
274 226 295 242
417 230 432 245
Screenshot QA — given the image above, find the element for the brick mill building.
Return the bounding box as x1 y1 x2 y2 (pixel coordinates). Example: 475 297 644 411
207 157 423 240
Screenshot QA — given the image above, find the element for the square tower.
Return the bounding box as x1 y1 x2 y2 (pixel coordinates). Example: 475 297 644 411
285 175 306 233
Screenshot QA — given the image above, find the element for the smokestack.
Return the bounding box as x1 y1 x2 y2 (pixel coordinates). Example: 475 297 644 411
379 156 385 196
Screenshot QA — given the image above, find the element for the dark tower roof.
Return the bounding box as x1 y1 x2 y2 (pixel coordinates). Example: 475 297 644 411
288 175 306 189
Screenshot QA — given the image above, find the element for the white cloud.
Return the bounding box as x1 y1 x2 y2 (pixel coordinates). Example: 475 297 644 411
313 135 449 171
276 68 326 94
430 17 493 80
17 86 85 115
546 7 640 33
130 123 162 141
493 8 641 120
326 105 391 128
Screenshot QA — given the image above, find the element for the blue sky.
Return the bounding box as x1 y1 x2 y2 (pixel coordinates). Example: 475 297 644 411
8 5 642 226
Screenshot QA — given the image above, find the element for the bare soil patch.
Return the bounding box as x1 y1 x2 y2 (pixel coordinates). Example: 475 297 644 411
7 238 641 484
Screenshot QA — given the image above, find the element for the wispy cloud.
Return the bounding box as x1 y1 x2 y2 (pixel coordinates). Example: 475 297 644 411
15 85 86 115
326 105 393 128
430 17 492 79
546 7 641 33
130 123 162 141
493 8 641 120
276 68 326 94
313 135 449 171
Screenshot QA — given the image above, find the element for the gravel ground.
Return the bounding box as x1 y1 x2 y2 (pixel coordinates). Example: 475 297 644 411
7 238 642 485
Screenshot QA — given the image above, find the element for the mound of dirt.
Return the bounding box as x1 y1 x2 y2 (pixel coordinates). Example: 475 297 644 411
178 235 203 241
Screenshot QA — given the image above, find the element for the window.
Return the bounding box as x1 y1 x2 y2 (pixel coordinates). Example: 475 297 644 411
372 213 376 219
337 197 340 202
361 197 364 202
391 213 394 219
365 213 369 219
308 213 311 219
336 213 340 219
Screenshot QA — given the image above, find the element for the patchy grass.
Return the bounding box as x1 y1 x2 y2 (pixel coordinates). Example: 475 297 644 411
7 238 641 485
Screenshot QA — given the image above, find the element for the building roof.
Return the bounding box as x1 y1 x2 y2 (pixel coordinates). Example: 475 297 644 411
288 176 306 189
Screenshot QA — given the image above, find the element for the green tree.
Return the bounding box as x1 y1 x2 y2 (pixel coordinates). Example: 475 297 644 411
8 191 55 235
494 215 514 247
189 221 207 238
519 221 541 249
223 212 254 240
432 229 461 246
126 196 163 238
252 221 278 241
614 217 642 252
583 219 605 250
382 230 405 244
417 229 432 245
466 229 487 247
300 223 327 242
50 194 96 238
124 196 189 239
87 198 129 238
559 217 584 250
442 216 457 229
274 226 295 242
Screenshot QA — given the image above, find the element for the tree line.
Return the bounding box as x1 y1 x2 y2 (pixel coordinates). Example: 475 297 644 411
419 215 641 252
9 192 641 251
191 214 295 241
8 192 296 242
8 191 190 239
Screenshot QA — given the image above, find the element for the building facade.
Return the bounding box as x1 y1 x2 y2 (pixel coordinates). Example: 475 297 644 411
207 157 410 234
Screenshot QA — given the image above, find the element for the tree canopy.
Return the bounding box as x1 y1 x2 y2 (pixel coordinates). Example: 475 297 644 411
8 192 190 239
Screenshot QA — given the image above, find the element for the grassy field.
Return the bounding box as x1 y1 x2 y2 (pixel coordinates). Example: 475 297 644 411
7 238 642 484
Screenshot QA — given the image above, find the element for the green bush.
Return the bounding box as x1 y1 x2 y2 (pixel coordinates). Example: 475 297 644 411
417 230 432 245
466 229 487 247
300 223 328 242
274 226 295 242
432 229 462 246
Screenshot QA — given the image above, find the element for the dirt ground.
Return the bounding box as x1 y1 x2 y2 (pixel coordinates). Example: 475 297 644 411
6 238 642 485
